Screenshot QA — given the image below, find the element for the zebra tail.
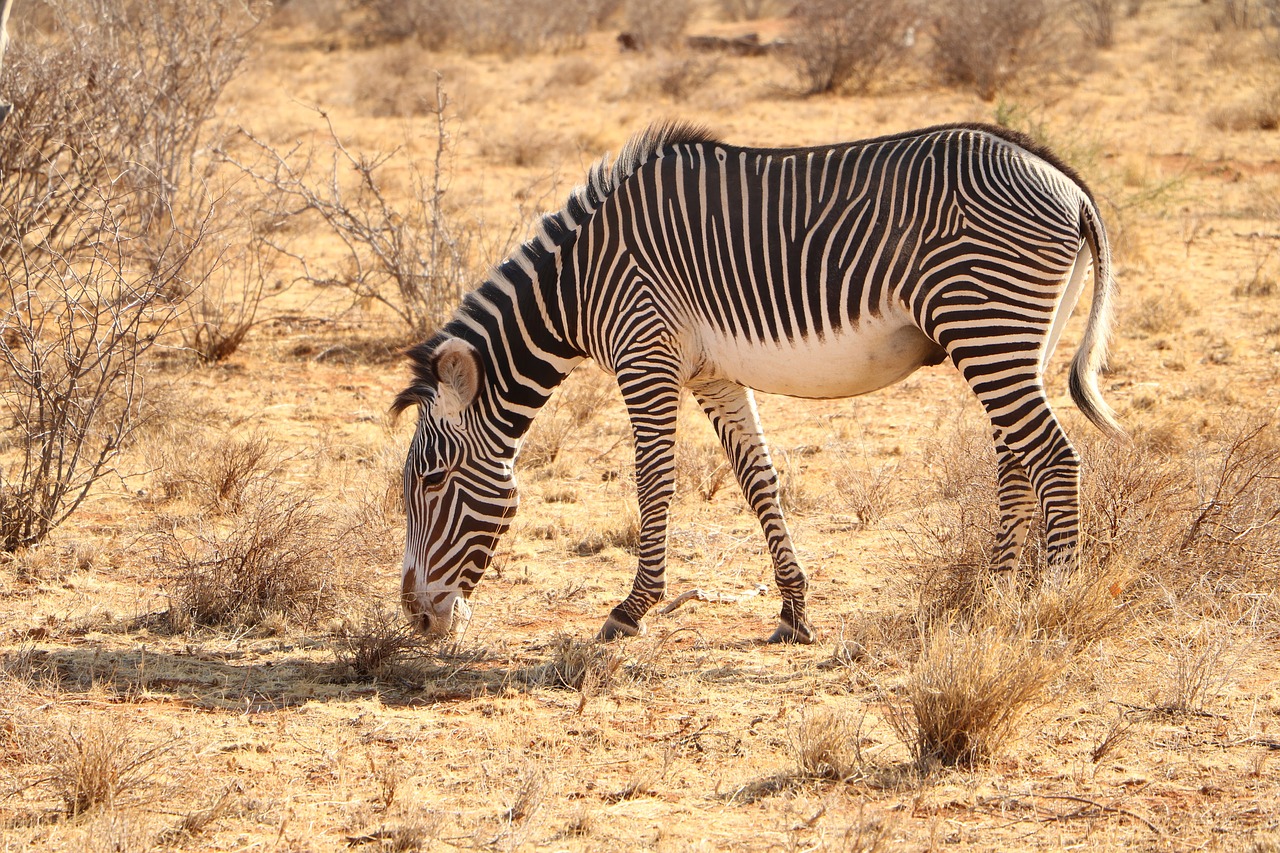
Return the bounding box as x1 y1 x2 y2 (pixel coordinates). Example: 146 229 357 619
1068 198 1125 441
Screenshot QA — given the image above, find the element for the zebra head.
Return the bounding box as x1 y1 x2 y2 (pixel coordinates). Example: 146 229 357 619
393 336 518 637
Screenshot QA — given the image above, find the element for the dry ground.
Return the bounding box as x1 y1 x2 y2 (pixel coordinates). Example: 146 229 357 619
4 1 1280 850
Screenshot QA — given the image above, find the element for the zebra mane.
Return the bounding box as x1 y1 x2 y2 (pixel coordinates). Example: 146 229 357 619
393 122 720 416
594 120 720 201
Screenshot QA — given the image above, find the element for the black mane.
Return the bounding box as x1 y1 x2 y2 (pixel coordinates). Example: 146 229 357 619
392 121 720 415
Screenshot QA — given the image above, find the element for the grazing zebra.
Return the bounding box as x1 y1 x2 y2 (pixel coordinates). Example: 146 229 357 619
393 122 1120 644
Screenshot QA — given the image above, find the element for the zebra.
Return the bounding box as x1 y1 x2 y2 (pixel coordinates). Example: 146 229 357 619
392 121 1120 644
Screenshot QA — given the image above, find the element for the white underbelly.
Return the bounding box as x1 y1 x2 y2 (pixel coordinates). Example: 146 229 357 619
698 314 944 399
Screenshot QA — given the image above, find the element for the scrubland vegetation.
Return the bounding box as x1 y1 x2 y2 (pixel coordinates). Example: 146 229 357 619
2 0 1280 849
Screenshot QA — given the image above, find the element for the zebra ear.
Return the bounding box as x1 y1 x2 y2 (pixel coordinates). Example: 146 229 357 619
431 338 481 421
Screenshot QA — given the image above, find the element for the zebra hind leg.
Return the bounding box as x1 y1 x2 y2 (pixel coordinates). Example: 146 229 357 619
693 380 814 644
979 389 1082 576
598 364 682 641
993 437 1036 572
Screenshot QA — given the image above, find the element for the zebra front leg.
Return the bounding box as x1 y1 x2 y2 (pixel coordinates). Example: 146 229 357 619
692 380 813 644
993 438 1036 572
598 367 682 641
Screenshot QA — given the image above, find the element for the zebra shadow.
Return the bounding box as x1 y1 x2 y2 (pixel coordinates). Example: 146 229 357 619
3 618 828 711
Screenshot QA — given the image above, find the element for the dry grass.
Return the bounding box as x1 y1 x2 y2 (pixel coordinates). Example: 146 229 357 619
888 621 1065 768
517 634 623 692
53 719 173 816
332 605 435 680
788 706 870 782
153 428 282 513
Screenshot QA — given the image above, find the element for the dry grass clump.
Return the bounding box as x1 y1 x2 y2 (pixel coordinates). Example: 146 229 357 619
675 440 731 502
158 485 339 630
1207 87 1280 131
351 43 450 118
643 55 723 101
834 457 904 527
888 620 1064 768
545 57 601 90
1128 289 1192 334
789 706 870 782
571 523 639 557
518 634 623 692
786 0 912 95
518 370 612 468
53 719 172 816
1150 619 1238 715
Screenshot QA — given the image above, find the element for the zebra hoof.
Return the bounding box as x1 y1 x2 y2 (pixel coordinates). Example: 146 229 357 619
597 612 644 641
767 621 815 645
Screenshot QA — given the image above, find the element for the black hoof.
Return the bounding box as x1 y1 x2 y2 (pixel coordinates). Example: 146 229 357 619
597 611 644 641
767 621 815 644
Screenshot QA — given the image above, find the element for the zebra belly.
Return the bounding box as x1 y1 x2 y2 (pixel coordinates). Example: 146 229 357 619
699 317 945 399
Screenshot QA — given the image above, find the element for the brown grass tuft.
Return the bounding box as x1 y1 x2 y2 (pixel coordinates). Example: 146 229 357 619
789 706 869 782
519 634 623 693
889 621 1064 768
53 719 172 816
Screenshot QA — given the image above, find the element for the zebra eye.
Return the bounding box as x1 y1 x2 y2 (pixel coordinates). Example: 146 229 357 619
421 469 446 487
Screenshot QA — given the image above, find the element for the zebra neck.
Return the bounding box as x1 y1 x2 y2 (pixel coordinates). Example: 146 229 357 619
450 273 585 456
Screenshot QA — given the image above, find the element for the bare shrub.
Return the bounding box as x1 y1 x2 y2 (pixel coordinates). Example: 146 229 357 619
520 373 612 468
1153 622 1236 715
0 0 262 550
153 429 282 513
676 441 731 502
1 206 197 552
333 606 435 679
623 0 693 50
834 457 903 527
1071 0 1119 47
181 248 275 364
0 0 262 266
229 80 488 337
889 621 1063 767
159 485 338 629
928 0 1057 100
787 0 913 95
